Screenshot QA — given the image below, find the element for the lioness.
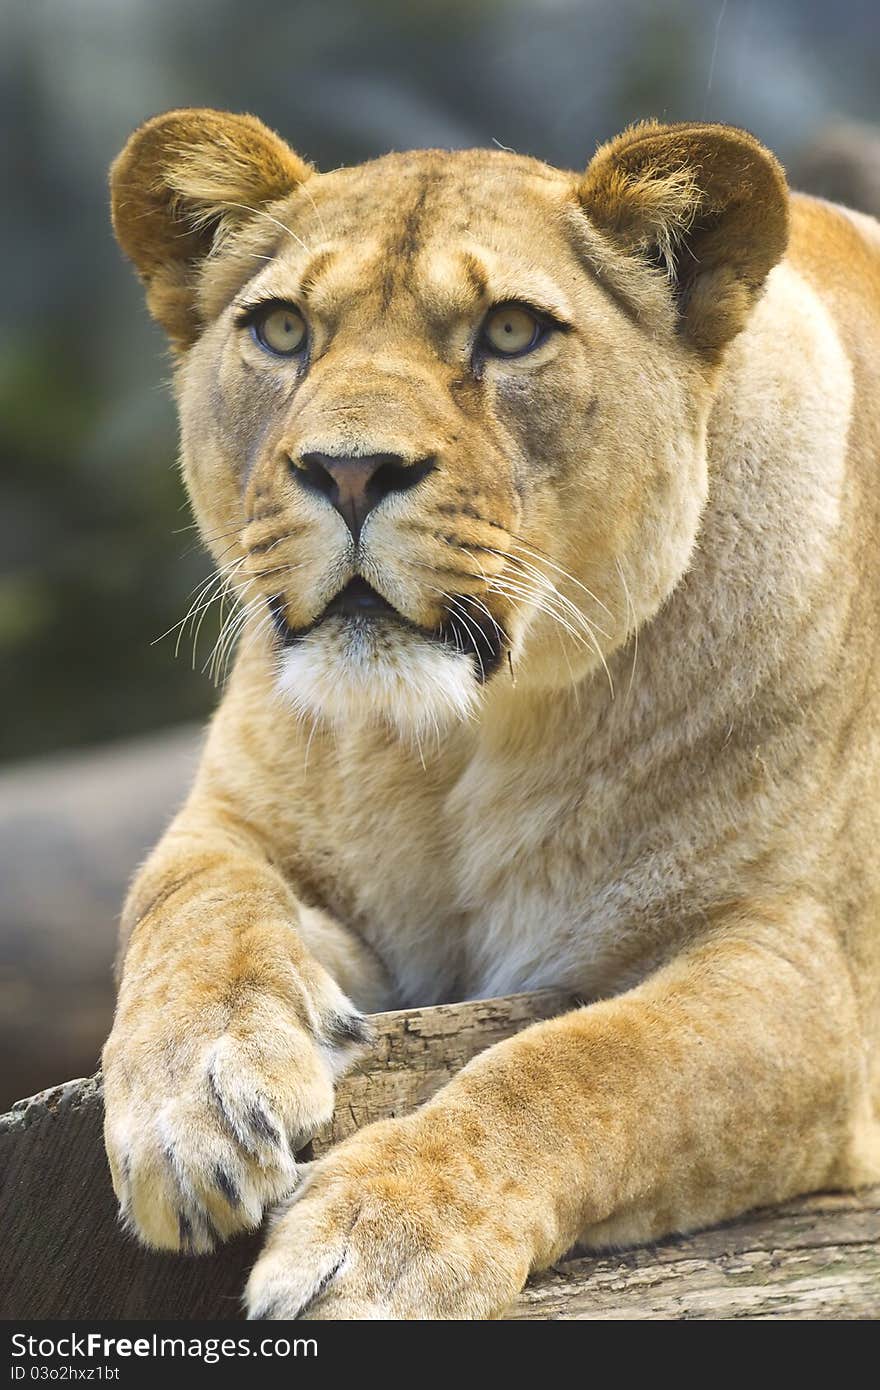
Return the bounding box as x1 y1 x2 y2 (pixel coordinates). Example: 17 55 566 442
103 110 880 1319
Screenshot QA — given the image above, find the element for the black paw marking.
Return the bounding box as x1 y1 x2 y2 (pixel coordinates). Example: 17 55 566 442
248 1257 345 1321
325 1010 373 1048
178 1206 220 1253
247 1101 283 1150
213 1164 241 1208
206 1062 240 1140
206 1062 258 1156
206 1064 287 1160
178 1211 194 1253
292 1256 345 1319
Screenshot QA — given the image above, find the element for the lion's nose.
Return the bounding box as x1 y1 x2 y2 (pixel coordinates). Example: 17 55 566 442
293 452 435 541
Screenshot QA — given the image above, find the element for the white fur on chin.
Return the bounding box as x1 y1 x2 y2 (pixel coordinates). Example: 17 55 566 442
275 616 479 740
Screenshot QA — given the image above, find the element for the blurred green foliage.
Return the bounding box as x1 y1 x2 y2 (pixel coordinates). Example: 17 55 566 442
2 0 879 763
0 342 212 756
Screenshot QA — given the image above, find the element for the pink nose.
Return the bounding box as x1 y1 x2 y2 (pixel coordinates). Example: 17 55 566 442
292 452 435 540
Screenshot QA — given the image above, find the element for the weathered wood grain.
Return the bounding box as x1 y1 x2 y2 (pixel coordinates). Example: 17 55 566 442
312 987 577 1153
2 988 877 1321
512 1190 880 1320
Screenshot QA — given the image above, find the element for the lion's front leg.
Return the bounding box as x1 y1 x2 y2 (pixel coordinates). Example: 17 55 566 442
246 897 869 1319
102 797 390 1253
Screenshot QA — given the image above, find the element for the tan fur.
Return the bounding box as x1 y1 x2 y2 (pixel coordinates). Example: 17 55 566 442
102 110 880 1318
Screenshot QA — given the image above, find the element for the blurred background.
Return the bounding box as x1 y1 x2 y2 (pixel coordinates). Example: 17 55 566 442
2 0 880 1109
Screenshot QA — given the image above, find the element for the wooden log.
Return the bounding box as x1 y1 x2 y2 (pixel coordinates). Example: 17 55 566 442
311 987 576 1154
514 1190 880 1320
2 988 877 1321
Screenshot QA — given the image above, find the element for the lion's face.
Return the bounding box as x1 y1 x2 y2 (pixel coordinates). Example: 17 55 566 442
112 114 788 737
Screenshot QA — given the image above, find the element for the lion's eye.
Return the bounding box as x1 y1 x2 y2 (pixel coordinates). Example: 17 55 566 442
481 303 544 357
251 303 308 357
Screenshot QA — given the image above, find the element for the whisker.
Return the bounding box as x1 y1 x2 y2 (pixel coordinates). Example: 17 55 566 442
362 532 613 694
504 552 613 642
458 592 509 649
244 558 307 584
486 571 614 697
487 576 593 650
183 521 246 547
155 556 247 651
220 201 313 257
464 539 615 659
508 542 614 621
441 596 488 682
194 537 244 570
178 526 247 562
371 539 510 656
189 573 231 666
389 555 488 587
296 177 329 243
302 712 321 773
205 586 256 684
188 557 253 669
615 556 639 703
245 531 300 557
487 547 613 645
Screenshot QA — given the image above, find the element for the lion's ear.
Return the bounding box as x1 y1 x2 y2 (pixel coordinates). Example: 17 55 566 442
110 108 312 348
579 121 789 355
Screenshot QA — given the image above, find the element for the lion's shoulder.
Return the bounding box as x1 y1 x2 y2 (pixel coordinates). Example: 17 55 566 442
787 191 880 321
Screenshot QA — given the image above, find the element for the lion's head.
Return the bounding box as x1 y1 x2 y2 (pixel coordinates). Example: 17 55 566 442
112 110 788 739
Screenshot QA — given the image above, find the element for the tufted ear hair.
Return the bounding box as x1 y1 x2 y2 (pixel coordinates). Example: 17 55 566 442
110 108 312 348
579 120 789 356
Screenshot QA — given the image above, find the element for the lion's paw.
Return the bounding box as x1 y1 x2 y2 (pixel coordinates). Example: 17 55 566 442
103 989 370 1253
245 1115 532 1320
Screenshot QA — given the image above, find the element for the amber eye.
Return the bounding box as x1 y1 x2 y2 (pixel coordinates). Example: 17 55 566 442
251 303 308 357
481 302 544 357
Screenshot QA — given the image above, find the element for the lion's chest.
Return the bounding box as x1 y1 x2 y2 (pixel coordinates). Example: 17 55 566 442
448 745 642 998
327 733 651 1006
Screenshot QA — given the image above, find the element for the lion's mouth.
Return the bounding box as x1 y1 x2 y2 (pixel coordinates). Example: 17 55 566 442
323 576 397 620
269 578 505 682
269 579 399 647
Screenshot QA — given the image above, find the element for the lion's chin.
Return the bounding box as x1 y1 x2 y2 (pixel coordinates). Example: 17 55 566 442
274 617 480 742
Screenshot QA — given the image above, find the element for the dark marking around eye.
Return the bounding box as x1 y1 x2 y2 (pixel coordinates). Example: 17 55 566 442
233 297 296 329
461 253 489 302
476 300 572 365
298 247 338 298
